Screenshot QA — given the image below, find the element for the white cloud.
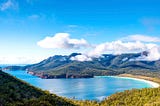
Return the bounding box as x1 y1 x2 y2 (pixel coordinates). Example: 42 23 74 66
37 33 90 49
71 40 158 61
88 41 156 57
71 55 92 62
122 34 160 42
38 33 160 62
136 46 160 61
146 46 160 61
0 0 17 11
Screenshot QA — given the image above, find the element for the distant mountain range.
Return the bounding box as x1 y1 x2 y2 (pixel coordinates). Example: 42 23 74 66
4 52 160 78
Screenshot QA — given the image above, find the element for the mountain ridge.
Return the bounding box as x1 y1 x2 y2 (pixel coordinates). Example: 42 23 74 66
4 52 160 78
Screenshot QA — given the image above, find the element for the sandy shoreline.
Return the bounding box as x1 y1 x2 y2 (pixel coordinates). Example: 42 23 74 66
117 74 160 88
115 76 160 88
95 75 160 88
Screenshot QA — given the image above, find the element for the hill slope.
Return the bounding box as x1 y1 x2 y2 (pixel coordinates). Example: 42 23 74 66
100 88 160 106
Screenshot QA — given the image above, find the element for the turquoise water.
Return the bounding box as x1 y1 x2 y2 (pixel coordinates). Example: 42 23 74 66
4 70 152 100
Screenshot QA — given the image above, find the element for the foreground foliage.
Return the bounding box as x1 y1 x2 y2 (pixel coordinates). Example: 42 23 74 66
101 88 160 106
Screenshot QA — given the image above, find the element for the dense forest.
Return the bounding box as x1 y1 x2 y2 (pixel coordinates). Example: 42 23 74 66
101 88 160 106
1 69 160 106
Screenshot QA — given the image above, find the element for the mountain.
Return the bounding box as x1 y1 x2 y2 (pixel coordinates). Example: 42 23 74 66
4 52 160 78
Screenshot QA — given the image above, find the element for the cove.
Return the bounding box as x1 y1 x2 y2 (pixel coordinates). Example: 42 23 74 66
4 70 152 101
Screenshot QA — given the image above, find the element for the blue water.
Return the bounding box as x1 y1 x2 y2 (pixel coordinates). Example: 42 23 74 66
3 70 152 100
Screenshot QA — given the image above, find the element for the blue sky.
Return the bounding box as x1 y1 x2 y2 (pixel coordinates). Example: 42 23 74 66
0 0 160 64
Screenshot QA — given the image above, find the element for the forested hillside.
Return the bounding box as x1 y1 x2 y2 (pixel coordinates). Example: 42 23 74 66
100 88 160 106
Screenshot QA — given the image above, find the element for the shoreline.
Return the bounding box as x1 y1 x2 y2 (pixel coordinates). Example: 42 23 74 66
117 74 160 88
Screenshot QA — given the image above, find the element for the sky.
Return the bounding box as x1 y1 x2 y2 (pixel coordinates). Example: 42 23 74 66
0 0 160 64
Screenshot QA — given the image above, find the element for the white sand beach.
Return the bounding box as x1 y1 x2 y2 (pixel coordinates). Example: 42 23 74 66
95 76 160 88
114 76 160 88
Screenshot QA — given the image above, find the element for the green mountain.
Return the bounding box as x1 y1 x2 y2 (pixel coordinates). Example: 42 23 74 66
4 52 160 78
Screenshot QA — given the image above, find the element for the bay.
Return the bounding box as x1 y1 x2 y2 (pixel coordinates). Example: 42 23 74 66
3 69 152 101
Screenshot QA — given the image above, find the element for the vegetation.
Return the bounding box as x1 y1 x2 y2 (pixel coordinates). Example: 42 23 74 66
101 88 160 106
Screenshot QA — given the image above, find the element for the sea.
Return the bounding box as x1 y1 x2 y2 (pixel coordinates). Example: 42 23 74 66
0 65 152 101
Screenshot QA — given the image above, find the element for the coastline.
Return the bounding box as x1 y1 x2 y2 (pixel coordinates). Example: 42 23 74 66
117 74 160 88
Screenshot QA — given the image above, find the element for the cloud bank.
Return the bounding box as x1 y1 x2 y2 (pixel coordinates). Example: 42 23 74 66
37 33 89 49
70 55 92 62
136 46 160 61
71 41 158 61
123 34 160 42
38 33 160 61
88 41 156 57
